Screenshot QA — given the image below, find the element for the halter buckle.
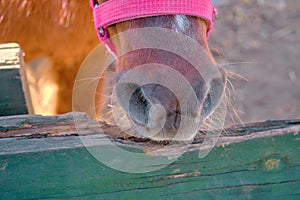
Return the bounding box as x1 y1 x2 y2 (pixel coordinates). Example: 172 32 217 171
213 7 219 21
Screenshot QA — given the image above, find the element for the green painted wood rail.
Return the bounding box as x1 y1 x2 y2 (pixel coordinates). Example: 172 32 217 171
0 113 299 199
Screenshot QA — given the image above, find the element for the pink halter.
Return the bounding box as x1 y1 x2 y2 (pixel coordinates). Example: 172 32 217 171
90 0 218 56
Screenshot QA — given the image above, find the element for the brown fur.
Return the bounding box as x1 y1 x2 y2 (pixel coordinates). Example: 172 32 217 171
0 0 99 114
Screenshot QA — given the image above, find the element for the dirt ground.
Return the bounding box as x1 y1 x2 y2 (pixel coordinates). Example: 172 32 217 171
211 0 300 124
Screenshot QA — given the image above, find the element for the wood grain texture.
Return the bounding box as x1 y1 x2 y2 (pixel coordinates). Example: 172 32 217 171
0 112 299 199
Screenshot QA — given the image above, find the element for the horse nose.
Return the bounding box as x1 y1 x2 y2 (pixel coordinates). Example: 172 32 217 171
113 63 226 140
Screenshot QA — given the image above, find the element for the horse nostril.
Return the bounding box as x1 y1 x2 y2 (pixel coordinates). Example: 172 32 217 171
201 77 225 119
128 87 150 126
116 83 181 129
202 93 212 117
115 82 150 126
136 87 146 103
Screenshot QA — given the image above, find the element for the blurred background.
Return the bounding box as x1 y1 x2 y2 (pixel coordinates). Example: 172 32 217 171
211 0 300 124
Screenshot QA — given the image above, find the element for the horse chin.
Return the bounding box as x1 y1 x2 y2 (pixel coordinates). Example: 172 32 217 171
129 117 200 141
127 97 226 141
134 98 227 141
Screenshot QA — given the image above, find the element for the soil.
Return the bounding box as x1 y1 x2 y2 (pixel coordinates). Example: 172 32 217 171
211 0 300 124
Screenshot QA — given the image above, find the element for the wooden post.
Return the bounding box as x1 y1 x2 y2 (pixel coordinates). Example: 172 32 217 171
0 43 33 116
0 112 299 199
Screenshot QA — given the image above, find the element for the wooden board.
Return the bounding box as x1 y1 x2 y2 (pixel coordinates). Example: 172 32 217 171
0 43 33 116
0 112 300 199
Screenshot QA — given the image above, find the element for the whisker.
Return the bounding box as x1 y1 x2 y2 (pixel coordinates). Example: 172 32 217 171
221 61 255 66
226 70 248 81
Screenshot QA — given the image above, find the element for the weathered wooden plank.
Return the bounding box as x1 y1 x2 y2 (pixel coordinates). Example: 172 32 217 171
1 112 300 139
0 113 299 199
0 133 299 199
0 43 33 116
0 112 300 155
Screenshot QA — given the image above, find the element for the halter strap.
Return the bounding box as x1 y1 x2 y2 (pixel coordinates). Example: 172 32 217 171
90 0 217 56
